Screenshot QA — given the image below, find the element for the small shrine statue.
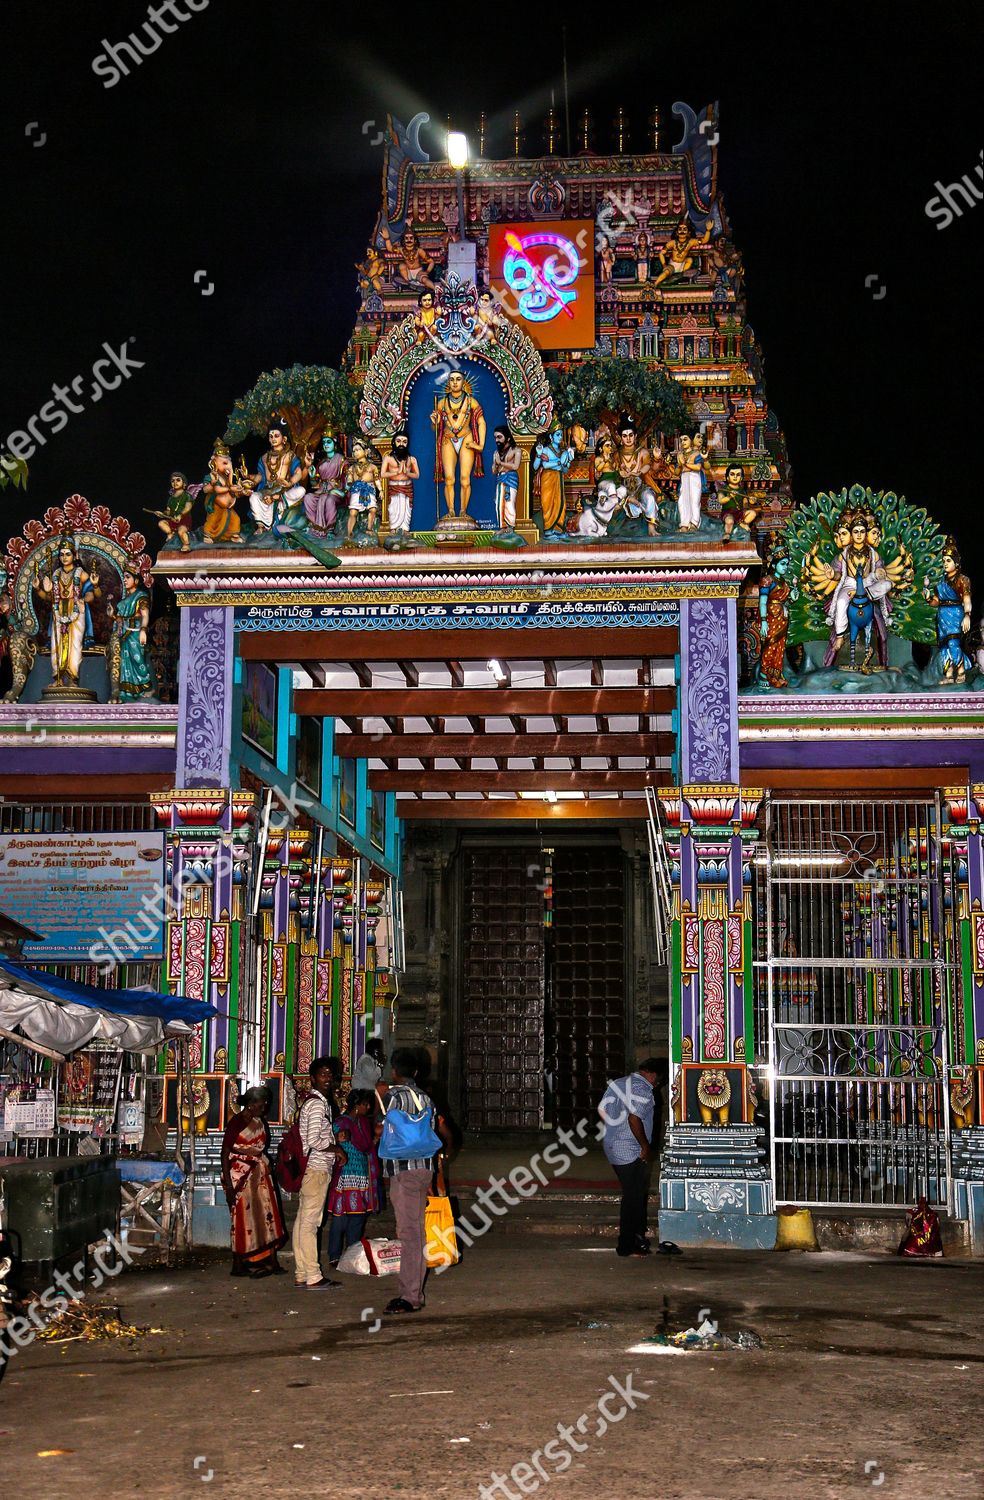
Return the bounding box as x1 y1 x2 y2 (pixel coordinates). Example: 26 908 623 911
431 370 486 521
616 416 658 536
201 439 247 544
674 434 706 532
415 289 437 344
345 437 381 542
108 568 155 702
573 433 626 537
381 224 437 290
248 421 306 534
652 218 715 288
303 435 347 536
355 243 387 296
148 471 194 552
758 539 793 688
897 1196 943 1258
598 232 615 284
380 426 419 537
534 424 575 536
635 230 651 283
475 290 504 343
491 425 521 532
33 536 97 691
717 462 759 542
929 538 973 684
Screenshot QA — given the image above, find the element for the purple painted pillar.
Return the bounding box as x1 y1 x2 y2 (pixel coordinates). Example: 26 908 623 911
177 605 235 789
679 597 739 785
963 787 984 1060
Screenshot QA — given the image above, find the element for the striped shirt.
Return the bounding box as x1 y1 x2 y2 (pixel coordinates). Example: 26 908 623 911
298 1089 336 1175
599 1074 655 1166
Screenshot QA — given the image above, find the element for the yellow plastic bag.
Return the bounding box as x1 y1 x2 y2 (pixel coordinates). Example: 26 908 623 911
425 1193 459 1268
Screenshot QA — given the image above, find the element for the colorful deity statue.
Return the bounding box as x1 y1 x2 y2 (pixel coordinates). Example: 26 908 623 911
573 433 626 537
807 507 907 671
303 435 347 536
758 540 793 688
33 536 97 692
248 421 306 535
616 415 658 536
717 461 759 542
380 426 419 537
475 290 504 343
491 425 521 533
928 537 973 684
355 243 387 297
201 439 247 544
108 568 155 702
534 424 575 536
597 232 615 284
674 434 705 532
381 224 438 290
652 218 715 288
414 289 437 344
345 437 381 542
148 471 194 552
635 230 651 283
431 370 486 521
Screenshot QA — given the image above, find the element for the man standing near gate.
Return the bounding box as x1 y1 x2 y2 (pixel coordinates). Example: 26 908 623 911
599 1060 662 1258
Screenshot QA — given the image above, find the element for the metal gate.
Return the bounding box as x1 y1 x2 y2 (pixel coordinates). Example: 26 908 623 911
754 795 960 1210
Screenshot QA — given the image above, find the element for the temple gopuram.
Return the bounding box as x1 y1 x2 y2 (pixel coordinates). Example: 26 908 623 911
2 103 983 1253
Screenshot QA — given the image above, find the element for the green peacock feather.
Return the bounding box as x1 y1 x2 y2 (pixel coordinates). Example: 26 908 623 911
784 485 946 648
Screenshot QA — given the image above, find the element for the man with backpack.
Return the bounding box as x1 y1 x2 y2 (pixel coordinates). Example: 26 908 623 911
290 1057 346 1289
379 1048 450 1315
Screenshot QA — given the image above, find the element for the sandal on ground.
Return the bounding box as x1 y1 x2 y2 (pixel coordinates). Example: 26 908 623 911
384 1297 420 1314
657 1241 682 1256
303 1278 341 1290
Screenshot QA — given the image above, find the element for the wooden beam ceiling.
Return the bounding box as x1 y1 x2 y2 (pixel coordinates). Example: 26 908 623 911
397 801 648 820
295 687 676 717
369 770 672 792
336 732 667 759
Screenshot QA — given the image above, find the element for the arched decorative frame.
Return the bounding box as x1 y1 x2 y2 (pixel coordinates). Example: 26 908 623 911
5 494 151 636
359 277 554 540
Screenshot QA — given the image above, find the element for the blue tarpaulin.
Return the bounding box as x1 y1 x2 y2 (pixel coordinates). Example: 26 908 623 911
0 954 216 1024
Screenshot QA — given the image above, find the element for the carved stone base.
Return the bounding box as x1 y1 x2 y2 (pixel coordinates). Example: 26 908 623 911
659 1122 777 1249
41 679 98 703
434 512 479 547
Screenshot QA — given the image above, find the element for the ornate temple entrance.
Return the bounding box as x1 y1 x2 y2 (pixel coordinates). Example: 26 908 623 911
755 795 960 1209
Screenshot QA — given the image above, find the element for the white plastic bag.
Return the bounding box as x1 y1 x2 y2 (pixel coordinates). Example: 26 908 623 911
336 1237 401 1276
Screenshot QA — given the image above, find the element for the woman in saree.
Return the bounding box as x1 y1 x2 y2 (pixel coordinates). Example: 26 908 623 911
221 1085 287 1278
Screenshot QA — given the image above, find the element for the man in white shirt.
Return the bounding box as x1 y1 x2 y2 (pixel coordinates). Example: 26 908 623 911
292 1057 346 1288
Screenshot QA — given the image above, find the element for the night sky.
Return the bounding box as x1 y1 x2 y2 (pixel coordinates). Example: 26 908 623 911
2 3 980 563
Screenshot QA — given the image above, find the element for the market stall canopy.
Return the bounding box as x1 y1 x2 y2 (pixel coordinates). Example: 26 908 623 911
0 955 217 1054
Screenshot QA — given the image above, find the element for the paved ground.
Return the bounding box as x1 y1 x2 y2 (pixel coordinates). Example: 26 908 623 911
2 1222 982 1500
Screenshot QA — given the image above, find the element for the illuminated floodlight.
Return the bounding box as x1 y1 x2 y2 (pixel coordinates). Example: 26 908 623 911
487 658 507 682
544 789 558 804
447 131 468 168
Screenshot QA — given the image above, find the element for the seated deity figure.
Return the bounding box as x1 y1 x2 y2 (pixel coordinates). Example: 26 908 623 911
534 426 576 536
345 437 381 541
431 370 486 520
616 416 658 536
249 422 306 535
491 425 522 532
716 462 759 541
652 218 715 288
574 433 627 537
33 536 97 689
303 435 347 536
380 426 419 536
382 224 437 290
356 244 387 297
476 290 504 343
929 538 973 684
815 508 895 671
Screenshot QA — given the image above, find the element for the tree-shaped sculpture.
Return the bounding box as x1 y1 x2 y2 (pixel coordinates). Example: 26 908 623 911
784 484 945 648
224 365 361 454
0 453 28 491
547 357 690 440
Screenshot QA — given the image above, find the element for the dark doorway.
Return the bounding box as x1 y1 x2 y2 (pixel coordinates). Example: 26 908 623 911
459 840 628 1132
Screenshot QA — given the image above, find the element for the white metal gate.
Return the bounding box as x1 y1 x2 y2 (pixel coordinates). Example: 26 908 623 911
754 795 959 1210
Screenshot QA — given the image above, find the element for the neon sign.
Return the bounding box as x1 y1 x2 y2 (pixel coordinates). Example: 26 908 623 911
502 231 580 323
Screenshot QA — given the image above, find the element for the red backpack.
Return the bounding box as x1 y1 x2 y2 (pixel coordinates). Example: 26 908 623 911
275 1120 308 1194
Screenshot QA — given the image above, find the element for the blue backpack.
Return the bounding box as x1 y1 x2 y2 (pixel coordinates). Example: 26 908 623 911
378 1085 442 1162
